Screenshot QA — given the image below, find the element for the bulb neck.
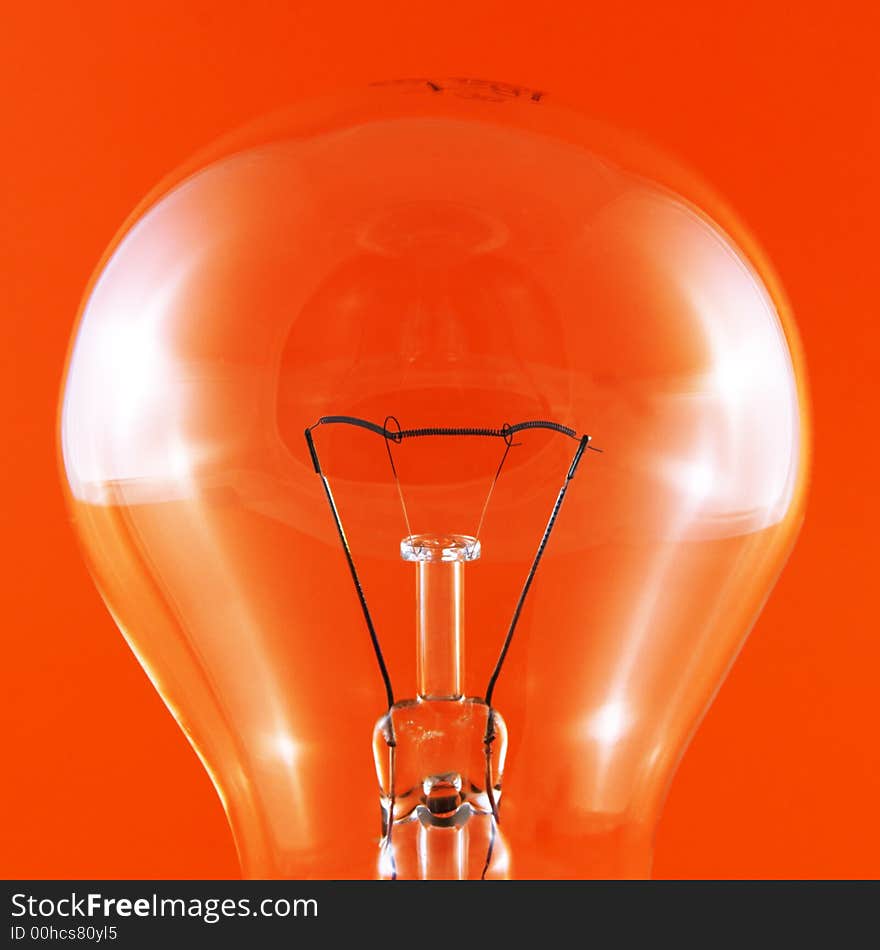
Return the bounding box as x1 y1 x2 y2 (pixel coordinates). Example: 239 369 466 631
400 534 480 701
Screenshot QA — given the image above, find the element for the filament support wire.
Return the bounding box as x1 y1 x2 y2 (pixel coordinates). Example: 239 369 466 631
304 416 597 710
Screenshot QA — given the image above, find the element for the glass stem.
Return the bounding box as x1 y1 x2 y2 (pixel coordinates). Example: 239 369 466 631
416 557 464 700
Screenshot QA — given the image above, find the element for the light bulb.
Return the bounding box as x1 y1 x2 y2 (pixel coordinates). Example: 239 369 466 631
59 79 809 879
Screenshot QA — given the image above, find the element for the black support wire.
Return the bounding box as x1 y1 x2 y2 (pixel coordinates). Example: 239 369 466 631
484 434 590 707
304 427 395 710
309 415 578 442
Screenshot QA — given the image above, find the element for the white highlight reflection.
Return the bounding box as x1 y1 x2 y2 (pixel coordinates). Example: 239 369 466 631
273 733 300 768
586 701 632 746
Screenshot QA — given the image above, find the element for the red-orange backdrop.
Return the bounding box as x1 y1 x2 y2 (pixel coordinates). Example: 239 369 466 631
1 1 877 879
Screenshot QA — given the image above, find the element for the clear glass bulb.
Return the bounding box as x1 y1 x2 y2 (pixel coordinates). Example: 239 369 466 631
59 78 809 879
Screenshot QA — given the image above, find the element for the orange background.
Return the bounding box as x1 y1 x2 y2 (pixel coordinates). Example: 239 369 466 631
1 1 877 878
